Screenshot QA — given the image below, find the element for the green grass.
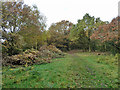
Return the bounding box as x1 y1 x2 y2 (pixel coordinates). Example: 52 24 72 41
2 52 118 88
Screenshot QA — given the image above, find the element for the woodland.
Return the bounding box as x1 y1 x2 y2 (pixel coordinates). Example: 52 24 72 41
1 2 120 88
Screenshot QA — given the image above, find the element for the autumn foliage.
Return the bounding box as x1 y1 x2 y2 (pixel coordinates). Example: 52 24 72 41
91 17 119 44
1 2 120 66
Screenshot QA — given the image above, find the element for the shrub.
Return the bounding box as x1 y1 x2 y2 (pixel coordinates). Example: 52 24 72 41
97 55 118 66
2 49 50 67
39 45 65 58
2 33 25 56
2 45 65 67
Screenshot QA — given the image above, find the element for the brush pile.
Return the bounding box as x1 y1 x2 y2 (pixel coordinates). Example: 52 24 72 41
2 45 65 67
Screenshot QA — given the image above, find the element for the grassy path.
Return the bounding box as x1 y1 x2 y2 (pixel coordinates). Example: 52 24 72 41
2 52 118 88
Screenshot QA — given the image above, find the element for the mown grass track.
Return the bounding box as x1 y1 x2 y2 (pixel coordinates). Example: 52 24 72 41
2 52 118 88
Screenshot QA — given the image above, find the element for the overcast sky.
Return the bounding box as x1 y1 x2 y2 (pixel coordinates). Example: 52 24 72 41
24 0 119 29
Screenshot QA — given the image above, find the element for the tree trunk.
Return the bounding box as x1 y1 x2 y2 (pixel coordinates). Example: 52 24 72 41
36 40 37 50
89 39 91 52
89 44 91 52
104 44 106 52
